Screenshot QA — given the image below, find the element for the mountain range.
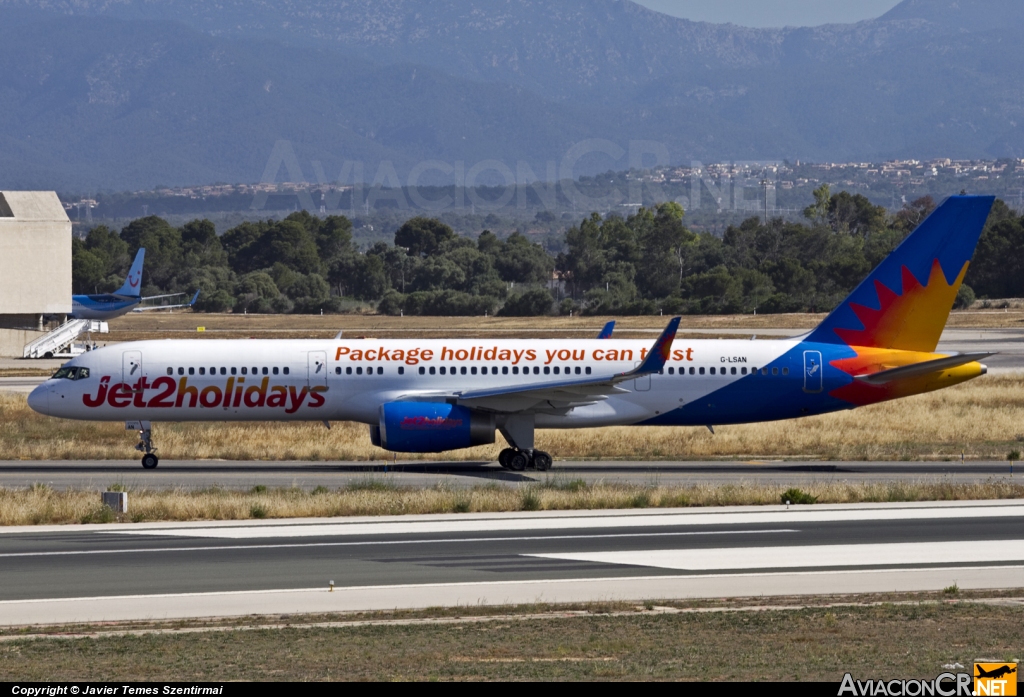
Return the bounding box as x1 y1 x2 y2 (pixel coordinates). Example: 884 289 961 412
1 0 1022 191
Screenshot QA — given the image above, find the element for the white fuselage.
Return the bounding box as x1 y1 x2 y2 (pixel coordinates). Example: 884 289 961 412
28 337 802 429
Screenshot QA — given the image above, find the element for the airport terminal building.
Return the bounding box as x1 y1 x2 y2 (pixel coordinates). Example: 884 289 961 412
0 191 71 356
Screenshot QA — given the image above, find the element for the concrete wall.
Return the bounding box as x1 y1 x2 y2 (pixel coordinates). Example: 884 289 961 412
0 191 72 316
0 328 44 358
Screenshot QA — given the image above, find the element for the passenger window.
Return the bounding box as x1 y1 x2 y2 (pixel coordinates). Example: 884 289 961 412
199 367 206 375
273 367 279 375
263 367 269 375
189 367 195 376
741 367 747 375
668 367 675 375
533 367 540 375
419 367 425 375
440 366 446 375
689 367 695 375
335 367 342 375
252 367 257 375
357 367 363 375
399 367 405 375
699 367 705 375
502 367 509 375
782 367 790 375
283 367 289 375
231 368 237 375
167 368 173 376
493 367 499 375
220 367 227 375
345 367 351 375
461 367 467 375
241 367 247 375
575 367 581 375
710 367 716 375
551 367 558 375
731 367 737 375
429 367 436 375
377 367 383 375
772 368 779 376
178 367 184 376
762 368 768 375
512 366 519 375
471 367 477 375
585 367 592 375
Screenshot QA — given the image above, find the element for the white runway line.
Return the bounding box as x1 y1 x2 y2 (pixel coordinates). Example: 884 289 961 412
2 566 1022 627
528 540 1024 571
105 503 1024 539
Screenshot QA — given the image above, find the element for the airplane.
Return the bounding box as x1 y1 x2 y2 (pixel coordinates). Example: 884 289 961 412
29 195 995 471
975 665 1016 680
71 248 199 320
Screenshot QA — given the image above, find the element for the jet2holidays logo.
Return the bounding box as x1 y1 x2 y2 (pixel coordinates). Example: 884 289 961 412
838 663 1018 696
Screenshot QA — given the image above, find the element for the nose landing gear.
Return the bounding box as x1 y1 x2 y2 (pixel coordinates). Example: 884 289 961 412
128 420 159 469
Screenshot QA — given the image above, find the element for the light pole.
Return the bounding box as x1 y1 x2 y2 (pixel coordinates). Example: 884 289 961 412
760 178 770 225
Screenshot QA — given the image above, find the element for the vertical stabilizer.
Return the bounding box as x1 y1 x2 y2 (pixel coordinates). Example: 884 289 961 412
806 195 993 352
116 249 145 297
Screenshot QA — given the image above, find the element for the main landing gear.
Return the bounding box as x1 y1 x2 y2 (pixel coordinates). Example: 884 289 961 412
128 420 159 469
498 448 553 472
495 414 550 471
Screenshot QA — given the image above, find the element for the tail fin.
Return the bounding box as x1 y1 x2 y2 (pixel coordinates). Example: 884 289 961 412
115 249 145 297
806 195 994 352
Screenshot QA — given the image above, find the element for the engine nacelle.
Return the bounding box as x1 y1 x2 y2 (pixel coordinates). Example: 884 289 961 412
375 402 495 453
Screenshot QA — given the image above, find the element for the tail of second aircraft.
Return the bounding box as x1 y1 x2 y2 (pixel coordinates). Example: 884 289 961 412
806 195 994 353
115 249 145 298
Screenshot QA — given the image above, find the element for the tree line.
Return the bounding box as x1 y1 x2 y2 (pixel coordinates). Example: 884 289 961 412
71 188 1024 316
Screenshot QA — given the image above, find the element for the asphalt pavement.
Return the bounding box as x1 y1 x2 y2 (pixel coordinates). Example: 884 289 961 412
0 501 1021 625
0 459 1019 490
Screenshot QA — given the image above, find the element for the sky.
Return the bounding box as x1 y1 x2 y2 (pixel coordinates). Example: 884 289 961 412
633 0 903 27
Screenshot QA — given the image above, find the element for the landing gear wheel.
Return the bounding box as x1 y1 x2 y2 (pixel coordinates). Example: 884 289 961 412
508 451 529 471
141 453 159 469
532 451 553 471
498 448 515 469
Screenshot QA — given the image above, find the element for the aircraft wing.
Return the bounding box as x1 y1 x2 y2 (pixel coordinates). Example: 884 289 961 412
132 290 200 313
401 317 680 413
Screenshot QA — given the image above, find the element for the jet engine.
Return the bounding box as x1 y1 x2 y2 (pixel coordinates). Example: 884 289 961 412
370 402 495 453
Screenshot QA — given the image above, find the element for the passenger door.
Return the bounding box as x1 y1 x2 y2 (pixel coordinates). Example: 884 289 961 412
122 350 143 385
307 351 327 389
803 350 823 393
633 361 651 391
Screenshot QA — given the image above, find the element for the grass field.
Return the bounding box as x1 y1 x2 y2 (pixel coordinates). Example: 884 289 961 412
5 479 1024 525
2 594 1021 681
3 374 1024 463
69 307 1024 343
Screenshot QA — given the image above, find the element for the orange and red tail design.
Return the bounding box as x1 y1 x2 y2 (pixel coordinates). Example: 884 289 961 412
808 195 994 353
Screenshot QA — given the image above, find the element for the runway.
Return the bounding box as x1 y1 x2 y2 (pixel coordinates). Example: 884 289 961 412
1 500 1022 625
0 459 1019 489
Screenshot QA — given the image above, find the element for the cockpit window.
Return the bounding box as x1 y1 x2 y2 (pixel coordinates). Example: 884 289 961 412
52 367 90 380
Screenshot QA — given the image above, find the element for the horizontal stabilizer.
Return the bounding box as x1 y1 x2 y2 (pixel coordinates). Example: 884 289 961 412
854 352 994 385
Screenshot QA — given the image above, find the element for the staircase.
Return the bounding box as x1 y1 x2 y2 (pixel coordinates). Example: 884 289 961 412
23 319 108 359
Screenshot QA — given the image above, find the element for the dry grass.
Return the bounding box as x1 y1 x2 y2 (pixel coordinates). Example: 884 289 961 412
3 375 1024 462
2 600 1021 680
3 479 1023 525
92 308 1024 343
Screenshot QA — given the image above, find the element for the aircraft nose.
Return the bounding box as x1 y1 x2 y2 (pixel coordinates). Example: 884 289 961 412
27 384 50 414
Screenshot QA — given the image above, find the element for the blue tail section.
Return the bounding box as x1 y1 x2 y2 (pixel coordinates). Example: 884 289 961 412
597 321 615 339
115 249 145 298
805 195 993 352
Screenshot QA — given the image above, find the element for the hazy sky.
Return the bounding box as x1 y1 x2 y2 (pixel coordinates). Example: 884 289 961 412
633 0 903 27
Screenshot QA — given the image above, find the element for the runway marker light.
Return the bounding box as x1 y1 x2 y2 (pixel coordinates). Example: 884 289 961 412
329 580 334 592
